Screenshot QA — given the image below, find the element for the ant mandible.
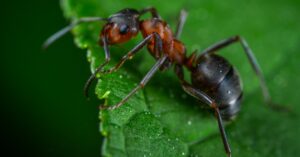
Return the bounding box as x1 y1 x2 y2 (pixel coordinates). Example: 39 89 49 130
44 7 285 157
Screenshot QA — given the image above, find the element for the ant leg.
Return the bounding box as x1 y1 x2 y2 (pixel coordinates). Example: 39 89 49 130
43 17 107 49
102 33 163 74
84 33 163 97
139 7 160 18
175 65 231 156
84 36 111 98
101 32 164 110
175 9 188 39
101 55 168 110
181 81 232 157
200 36 287 111
175 64 232 156
174 64 184 81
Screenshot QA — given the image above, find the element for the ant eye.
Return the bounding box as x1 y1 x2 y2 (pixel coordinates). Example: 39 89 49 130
119 24 129 35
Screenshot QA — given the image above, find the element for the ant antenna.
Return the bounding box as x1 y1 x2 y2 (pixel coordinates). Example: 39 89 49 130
42 17 107 49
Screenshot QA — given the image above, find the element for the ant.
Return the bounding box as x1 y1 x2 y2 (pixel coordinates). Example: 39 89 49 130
44 7 286 157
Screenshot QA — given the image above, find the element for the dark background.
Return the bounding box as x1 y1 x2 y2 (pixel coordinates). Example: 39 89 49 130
1 0 101 156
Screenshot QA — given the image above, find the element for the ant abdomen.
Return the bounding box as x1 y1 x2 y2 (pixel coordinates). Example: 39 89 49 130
191 54 243 120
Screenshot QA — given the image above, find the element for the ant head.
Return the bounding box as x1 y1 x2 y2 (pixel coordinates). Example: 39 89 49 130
100 8 140 45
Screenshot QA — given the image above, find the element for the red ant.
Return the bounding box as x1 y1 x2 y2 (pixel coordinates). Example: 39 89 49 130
44 7 286 157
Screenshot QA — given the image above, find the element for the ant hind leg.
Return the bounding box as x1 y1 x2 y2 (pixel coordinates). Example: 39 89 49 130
180 81 232 157
175 65 231 157
199 36 290 112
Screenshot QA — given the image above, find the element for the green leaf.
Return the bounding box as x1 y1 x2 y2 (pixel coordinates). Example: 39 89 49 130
61 0 300 156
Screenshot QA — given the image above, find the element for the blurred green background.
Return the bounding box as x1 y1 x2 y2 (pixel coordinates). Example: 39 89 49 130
1 0 299 157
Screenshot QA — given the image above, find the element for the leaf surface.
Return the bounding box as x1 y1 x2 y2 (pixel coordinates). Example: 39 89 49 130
61 0 300 156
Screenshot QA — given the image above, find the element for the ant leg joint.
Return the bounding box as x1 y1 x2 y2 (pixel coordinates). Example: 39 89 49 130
105 57 111 62
210 101 218 109
139 83 145 88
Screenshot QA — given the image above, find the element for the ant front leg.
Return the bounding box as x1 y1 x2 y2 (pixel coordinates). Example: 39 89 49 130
101 55 168 110
101 33 163 75
84 33 163 97
178 78 232 157
84 36 111 98
100 33 165 110
43 17 107 49
200 36 288 111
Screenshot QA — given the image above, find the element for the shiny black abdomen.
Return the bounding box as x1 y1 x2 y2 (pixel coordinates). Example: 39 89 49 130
191 54 243 120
